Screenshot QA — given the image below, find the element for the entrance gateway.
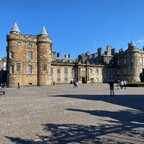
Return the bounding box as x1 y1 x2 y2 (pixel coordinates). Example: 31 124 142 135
82 77 86 83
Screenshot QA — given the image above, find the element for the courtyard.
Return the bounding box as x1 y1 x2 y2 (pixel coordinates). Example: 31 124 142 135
0 83 144 144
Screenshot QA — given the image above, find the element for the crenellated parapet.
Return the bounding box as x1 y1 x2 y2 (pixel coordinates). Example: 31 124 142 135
37 35 52 43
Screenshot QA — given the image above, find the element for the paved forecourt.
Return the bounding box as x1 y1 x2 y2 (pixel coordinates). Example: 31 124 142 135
0 83 144 144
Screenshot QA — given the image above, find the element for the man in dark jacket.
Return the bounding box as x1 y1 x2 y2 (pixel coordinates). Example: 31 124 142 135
108 81 115 96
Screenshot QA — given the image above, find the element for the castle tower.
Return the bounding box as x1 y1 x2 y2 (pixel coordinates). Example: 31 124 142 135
6 22 22 87
127 40 140 82
7 23 39 87
37 26 53 85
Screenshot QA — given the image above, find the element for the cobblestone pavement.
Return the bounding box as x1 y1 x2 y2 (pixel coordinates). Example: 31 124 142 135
0 83 144 144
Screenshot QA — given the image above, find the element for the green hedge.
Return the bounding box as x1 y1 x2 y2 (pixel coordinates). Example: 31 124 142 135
126 82 144 87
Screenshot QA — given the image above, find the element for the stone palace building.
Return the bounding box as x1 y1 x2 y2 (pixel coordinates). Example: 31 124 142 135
6 23 144 87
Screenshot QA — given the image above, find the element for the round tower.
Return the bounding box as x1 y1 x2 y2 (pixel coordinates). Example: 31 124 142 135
6 22 22 87
37 26 53 85
128 40 140 82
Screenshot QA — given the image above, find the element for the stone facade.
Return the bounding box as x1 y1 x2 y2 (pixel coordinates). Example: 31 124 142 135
6 23 103 87
6 23 144 87
85 41 144 82
0 57 7 84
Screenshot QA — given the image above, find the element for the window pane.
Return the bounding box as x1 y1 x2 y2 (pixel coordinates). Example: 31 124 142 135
10 65 14 74
17 63 21 71
96 68 99 75
124 58 126 64
28 65 32 74
51 68 53 75
131 58 134 63
10 51 14 59
64 68 68 74
43 64 47 71
28 51 33 60
131 68 134 75
57 78 60 81
89 69 93 74
57 68 60 74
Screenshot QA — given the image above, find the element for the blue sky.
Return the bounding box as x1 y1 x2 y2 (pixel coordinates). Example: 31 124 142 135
1 0 144 58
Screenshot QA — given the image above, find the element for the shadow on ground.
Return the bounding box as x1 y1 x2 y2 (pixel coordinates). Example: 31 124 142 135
6 94 144 144
55 94 144 112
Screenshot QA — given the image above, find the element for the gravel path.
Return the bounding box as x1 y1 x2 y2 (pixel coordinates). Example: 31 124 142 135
0 83 144 144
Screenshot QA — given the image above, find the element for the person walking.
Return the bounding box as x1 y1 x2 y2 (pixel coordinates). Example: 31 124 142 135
17 83 20 89
108 81 115 96
123 80 127 89
73 80 78 88
117 80 120 90
120 80 124 89
53 81 55 86
90 79 94 86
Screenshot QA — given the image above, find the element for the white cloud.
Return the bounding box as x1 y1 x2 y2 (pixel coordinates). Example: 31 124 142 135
136 37 144 46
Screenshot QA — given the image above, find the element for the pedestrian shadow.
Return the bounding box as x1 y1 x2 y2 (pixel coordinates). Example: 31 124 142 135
52 94 144 112
5 136 41 144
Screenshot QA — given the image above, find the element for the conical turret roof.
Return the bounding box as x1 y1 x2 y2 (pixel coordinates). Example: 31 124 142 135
40 26 48 35
130 40 136 47
10 22 21 33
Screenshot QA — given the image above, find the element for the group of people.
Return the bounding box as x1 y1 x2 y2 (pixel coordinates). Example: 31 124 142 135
117 80 127 90
16 79 127 96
